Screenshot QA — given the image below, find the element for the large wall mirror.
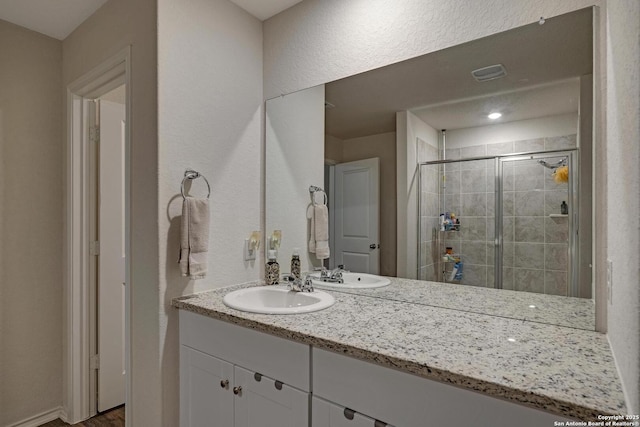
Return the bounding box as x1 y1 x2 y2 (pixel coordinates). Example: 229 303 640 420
265 8 595 330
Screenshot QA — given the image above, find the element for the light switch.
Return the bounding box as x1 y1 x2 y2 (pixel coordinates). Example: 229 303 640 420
244 239 256 261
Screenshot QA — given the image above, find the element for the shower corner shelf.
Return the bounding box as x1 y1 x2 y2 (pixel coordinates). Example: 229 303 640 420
549 214 569 218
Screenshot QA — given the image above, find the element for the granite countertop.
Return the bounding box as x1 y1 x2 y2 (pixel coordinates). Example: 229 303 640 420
173 281 625 421
325 276 595 330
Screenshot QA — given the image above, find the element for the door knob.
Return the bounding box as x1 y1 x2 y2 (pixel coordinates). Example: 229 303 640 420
369 244 380 249
233 386 242 396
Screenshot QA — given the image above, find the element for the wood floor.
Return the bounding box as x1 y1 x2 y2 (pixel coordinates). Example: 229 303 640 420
39 406 125 427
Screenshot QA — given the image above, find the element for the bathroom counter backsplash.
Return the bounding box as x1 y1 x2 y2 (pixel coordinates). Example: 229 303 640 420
173 282 625 421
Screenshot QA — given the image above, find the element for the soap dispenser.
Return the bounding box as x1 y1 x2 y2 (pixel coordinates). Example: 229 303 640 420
266 250 280 285
291 248 301 279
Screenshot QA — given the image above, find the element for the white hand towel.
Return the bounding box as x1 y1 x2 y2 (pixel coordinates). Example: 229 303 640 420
307 204 316 253
179 197 210 279
314 204 330 260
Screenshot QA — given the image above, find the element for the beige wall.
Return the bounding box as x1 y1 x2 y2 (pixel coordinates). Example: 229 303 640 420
341 132 397 277
158 0 263 424
325 134 344 163
100 85 126 104
0 20 63 426
62 0 158 424
605 0 640 413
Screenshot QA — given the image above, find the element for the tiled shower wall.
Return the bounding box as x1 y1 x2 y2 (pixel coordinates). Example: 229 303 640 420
421 134 576 295
437 156 492 287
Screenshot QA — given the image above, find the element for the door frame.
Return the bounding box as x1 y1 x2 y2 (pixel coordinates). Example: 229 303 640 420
326 161 336 270
64 47 131 424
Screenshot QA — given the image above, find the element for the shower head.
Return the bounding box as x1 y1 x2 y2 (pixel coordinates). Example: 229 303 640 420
537 158 567 169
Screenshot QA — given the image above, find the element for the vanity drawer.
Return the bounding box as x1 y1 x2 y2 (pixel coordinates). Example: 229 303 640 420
179 310 310 391
313 349 571 427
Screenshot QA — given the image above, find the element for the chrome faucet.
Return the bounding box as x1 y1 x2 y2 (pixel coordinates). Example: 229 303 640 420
314 265 347 283
281 274 314 293
314 266 330 279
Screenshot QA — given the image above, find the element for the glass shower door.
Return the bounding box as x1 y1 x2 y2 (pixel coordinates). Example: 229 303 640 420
497 152 575 296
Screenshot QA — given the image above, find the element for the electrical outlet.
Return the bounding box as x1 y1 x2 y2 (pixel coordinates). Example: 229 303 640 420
244 239 256 261
607 259 613 304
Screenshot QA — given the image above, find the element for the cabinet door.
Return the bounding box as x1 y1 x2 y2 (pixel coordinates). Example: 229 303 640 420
180 345 234 427
312 397 393 427
234 366 309 427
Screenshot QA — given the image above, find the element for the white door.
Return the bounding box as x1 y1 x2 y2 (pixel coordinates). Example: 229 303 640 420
234 367 309 427
97 99 126 412
333 158 380 274
180 346 234 427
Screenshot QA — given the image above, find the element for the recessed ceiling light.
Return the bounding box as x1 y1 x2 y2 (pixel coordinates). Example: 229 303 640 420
528 305 537 309
488 112 502 120
507 337 517 343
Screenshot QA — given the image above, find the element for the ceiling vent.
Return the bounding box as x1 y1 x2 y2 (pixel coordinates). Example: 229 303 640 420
471 64 507 82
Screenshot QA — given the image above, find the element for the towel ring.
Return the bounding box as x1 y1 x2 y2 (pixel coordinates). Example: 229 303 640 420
309 185 327 205
181 169 211 199
313 192 328 205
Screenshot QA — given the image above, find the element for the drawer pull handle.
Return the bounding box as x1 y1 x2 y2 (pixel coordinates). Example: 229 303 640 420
374 421 387 427
343 408 355 420
220 379 229 389
274 380 283 390
254 373 262 382
233 386 242 396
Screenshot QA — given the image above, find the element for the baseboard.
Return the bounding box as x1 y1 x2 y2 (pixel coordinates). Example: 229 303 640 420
57 409 69 425
5 407 64 427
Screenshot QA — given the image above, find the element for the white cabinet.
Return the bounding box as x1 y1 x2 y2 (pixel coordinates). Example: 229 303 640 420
312 348 571 427
179 311 310 427
312 397 394 427
234 366 309 427
179 310 310 391
180 345 309 427
179 310 573 427
180 346 234 427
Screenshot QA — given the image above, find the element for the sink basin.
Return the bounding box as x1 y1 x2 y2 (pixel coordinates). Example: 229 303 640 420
310 272 391 289
223 286 335 314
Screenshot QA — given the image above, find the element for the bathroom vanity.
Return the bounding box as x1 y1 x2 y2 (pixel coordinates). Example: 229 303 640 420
174 279 625 427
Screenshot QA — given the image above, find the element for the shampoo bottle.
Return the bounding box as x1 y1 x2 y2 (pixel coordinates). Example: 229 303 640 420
266 250 280 285
291 248 301 279
561 201 568 215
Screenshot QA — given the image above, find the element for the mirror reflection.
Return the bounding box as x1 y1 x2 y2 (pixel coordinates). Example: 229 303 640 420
265 8 594 330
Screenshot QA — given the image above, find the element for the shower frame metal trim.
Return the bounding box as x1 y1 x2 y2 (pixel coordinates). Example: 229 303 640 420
418 148 579 297
495 158 503 289
417 147 577 167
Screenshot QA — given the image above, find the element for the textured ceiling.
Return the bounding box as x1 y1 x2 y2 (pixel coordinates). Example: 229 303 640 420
325 8 592 139
0 0 107 40
228 0 303 20
0 0 300 39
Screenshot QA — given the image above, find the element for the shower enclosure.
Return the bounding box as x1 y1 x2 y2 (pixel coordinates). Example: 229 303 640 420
418 148 581 297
